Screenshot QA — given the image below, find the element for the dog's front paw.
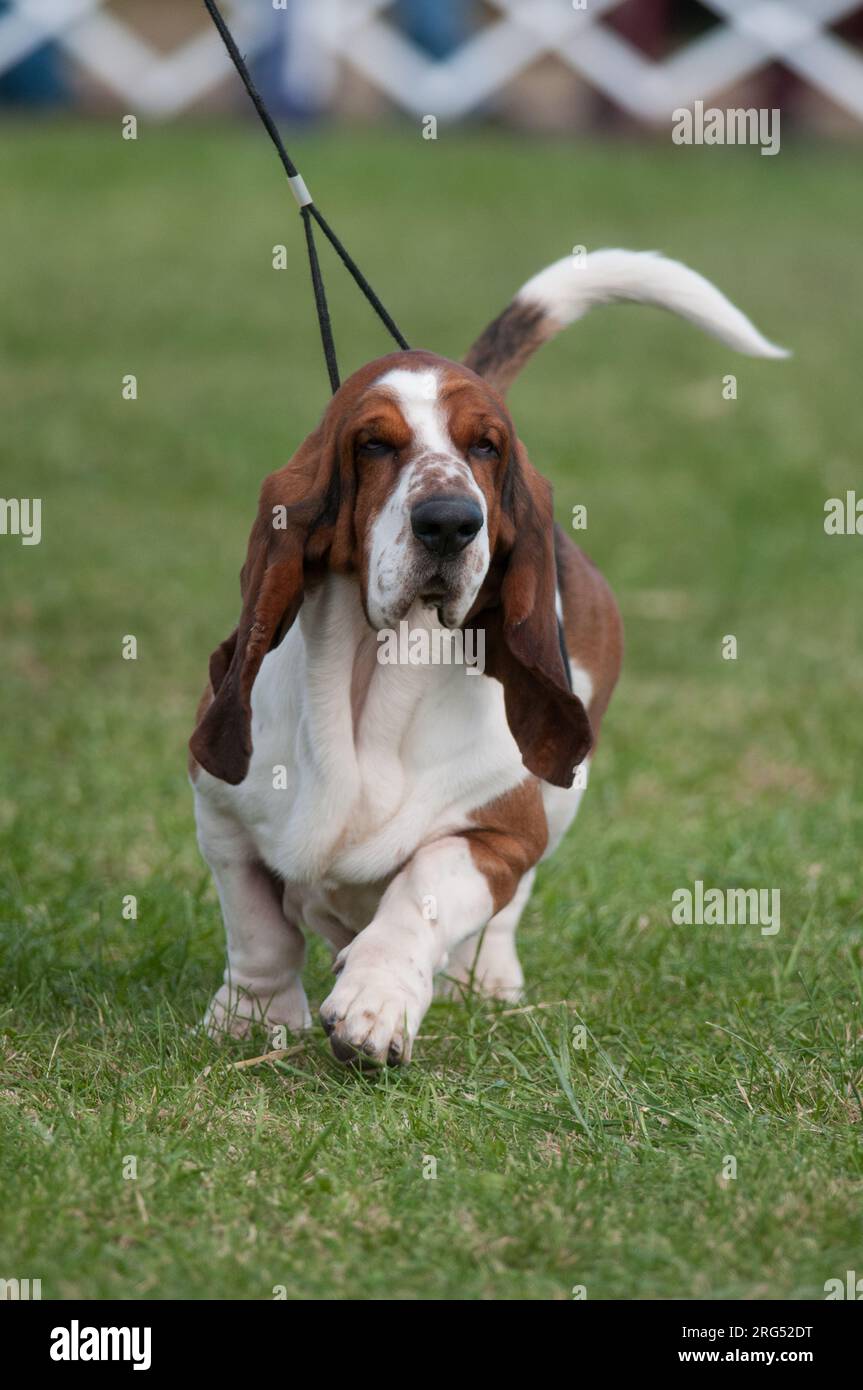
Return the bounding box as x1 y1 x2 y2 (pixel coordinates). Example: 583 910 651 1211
319 965 430 1067
203 980 312 1040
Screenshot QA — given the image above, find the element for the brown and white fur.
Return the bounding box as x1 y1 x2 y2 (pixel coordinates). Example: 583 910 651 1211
189 249 785 1066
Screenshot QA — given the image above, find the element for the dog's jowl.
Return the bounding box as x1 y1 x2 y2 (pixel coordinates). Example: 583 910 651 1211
189 248 785 1066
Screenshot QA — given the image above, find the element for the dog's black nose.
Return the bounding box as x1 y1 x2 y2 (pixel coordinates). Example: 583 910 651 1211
410 496 483 558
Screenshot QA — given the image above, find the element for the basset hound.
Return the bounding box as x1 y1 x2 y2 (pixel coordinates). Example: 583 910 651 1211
189 249 784 1066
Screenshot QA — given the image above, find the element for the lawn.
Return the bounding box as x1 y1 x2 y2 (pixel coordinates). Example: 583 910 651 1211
0 122 861 1301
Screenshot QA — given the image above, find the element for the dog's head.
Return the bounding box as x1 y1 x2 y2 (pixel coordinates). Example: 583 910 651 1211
190 350 592 787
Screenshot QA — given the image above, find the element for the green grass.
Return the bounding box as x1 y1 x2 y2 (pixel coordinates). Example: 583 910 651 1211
1 122 861 1301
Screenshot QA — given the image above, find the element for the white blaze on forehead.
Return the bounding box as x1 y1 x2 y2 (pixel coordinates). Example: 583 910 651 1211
375 367 454 457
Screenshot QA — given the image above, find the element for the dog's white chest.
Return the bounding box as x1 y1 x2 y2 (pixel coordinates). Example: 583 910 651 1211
199 574 526 892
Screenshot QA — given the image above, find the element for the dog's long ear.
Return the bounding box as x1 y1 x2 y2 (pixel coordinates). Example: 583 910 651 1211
480 442 592 788
190 426 347 784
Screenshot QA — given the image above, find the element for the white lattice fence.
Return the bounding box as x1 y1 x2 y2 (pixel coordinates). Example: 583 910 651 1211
2 0 863 122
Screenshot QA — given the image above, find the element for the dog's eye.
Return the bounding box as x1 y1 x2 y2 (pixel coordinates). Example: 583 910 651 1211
358 439 393 458
470 437 499 458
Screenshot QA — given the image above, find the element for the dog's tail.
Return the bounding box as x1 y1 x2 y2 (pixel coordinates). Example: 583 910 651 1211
462 249 788 395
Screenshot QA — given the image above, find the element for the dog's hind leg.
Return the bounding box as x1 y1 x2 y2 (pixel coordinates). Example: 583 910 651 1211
438 868 536 1003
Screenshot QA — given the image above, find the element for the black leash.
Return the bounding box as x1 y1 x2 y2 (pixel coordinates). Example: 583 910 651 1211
203 0 410 393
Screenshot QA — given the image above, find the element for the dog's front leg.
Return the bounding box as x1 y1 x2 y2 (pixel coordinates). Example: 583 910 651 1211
196 800 311 1039
320 832 525 1065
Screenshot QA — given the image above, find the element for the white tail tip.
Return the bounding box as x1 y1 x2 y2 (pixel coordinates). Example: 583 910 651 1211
518 249 789 360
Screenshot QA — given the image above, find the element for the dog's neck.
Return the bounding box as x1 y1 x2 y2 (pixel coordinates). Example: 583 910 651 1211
300 572 470 722
293 574 469 828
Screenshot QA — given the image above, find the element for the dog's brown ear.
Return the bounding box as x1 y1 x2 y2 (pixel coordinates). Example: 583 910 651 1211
189 427 344 784
480 442 592 788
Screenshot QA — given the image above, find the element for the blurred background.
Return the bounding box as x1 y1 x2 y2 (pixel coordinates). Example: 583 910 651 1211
2 0 863 132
